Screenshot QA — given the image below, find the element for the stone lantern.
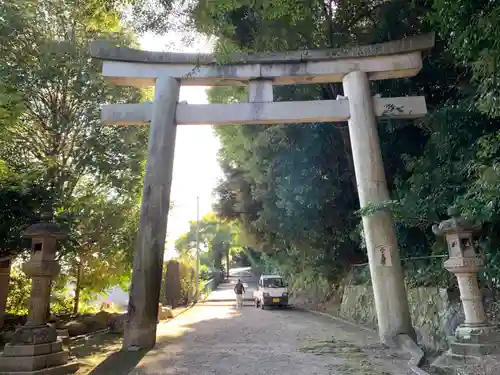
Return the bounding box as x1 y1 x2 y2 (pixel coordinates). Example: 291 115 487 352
432 207 497 362
0 217 78 374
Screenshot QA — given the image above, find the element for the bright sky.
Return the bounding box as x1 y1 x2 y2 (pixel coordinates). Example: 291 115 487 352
139 31 222 259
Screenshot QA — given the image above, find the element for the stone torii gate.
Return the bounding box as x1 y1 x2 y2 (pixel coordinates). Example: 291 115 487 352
90 33 434 350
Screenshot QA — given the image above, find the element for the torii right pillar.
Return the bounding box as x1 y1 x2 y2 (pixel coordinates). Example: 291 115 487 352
343 71 415 343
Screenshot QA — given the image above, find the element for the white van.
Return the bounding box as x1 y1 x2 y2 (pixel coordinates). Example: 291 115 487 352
253 274 289 309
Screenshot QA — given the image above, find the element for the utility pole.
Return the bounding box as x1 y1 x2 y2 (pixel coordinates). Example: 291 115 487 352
195 196 200 301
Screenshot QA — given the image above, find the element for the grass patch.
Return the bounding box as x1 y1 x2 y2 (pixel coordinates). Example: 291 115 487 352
69 333 123 375
300 339 364 357
68 305 192 374
300 338 392 375
330 362 392 375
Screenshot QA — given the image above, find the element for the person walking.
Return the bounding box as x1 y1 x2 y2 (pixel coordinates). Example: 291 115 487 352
234 279 245 308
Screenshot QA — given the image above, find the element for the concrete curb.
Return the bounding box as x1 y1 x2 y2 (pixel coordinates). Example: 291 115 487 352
173 302 196 317
409 365 431 375
158 302 196 324
68 328 110 343
292 305 375 333
295 306 431 375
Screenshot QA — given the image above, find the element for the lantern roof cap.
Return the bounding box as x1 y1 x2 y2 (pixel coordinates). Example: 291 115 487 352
432 207 481 237
22 213 67 239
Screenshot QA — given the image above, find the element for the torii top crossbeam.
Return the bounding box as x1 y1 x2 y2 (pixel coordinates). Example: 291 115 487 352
90 33 435 88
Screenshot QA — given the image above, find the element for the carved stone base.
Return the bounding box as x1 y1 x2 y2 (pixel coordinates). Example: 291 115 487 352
431 326 500 374
3 340 63 357
451 325 499 358
455 323 498 344
0 338 78 375
0 362 79 375
10 325 57 346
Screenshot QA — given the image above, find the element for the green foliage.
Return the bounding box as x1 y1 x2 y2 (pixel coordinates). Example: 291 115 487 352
0 0 147 314
0 167 53 258
175 213 241 273
0 0 148 203
50 286 75 315
6 265 31 315
6 263 75 315
199 264 211 281
187 0 500 295
58 194 139 303
430 0 500 117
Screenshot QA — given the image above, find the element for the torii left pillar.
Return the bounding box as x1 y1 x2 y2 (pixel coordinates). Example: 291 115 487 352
123 76 180 350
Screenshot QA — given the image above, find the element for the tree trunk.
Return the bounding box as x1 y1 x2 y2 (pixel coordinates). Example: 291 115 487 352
73 262 82 315
339 125 359 194
0 258 12 329
226 251 230 279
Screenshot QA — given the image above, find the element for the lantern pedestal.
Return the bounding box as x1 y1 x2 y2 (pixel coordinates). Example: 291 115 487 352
445 255 498 356
0 337 78 375
0 220 78 375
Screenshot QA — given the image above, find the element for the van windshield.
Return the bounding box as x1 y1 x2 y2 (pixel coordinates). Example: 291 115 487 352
263 278 284 288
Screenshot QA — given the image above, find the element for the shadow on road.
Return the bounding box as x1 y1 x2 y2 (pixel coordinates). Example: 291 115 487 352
84 302 407 375
87 349 147 375
88 269 258 374
126 306 244 374
84 308 241 375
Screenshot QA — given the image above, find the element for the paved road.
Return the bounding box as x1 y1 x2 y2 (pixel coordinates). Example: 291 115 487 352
127 268 410 375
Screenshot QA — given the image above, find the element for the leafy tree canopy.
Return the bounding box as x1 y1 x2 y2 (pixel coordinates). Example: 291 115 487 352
175 213 241 272
0 0 148 301
185 0 500 291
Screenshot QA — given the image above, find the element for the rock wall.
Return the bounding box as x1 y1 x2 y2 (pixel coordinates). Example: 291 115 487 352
340 284 464 351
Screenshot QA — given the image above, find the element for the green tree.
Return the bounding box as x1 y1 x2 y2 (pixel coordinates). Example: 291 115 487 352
59 193 139 314
175 213 241 275
6 265 31 315
0 164 53 259
0 0 149 204
0 0 148 313
430 0 500 116
188 0 500 294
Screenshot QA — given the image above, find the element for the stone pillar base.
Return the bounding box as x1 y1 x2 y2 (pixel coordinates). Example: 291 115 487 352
431 325 500 372
10 325 58 346
122 321 157 351
0 326 78 374
451 324 499 357
0 362 79 375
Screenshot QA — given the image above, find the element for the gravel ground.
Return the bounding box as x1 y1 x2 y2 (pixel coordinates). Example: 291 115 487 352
126 279 411 375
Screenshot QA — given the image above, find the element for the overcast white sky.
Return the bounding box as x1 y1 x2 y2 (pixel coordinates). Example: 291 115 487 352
139 31 222 259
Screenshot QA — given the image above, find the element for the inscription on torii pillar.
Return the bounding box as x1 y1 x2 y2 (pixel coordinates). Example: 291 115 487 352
90 33 434 350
